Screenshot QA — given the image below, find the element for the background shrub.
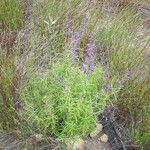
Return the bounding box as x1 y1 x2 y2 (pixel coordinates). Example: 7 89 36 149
0 0 26 30
95 5 150 149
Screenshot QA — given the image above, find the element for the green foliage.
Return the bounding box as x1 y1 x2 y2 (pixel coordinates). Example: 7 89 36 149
95 6 150 149
19 51 104 139
30 0 82 54
0 53 16 130
128 107 150 150
0 0 25 30
0 1 149 149
96 7 143 75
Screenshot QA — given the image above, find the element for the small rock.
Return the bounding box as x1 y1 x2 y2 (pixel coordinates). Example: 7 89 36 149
90 123 103 138
100 134 108 143
35 134 43 142
73 138 85 150
65 137 85 150
96 123 103 131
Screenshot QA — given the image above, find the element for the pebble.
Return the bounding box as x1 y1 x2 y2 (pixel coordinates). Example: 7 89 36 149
35 134 43 142
65 137 85 150
100 133 109 143
73 138 85 150
90 123 103 138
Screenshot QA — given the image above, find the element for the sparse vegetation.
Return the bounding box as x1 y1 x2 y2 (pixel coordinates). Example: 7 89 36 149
0 0 149 149
0 0 26 30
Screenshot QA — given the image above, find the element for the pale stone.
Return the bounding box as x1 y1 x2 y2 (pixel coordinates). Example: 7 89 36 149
90 123 103 138
96 123 103 131
35 134 43 142
65 137 85 150
100 134 109 143
73 138 85 150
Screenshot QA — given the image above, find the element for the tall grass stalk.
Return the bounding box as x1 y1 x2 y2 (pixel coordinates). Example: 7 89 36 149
0 53 16 130
95 5 150 148
0 0 26 30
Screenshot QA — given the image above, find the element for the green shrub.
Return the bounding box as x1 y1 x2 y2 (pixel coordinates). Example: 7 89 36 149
19 50 105 139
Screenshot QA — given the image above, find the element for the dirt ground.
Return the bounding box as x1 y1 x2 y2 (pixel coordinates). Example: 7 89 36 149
85 137 111 150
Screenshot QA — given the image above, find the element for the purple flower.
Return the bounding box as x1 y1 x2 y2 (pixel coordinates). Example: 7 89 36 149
87 43 96 57
126 76 130 81
39 56 46 63
74 17 89 47
98 27 102 32
89 33 93 43
126 65 144 76
83 67 88 74
80 17 88 35
134 70 145 77
85 56 90 64
125 68 137 81
74 31 81 46
66 11 71 38
88 63 94 72
126 68 138 76
126 70 133 76
19 102 25 109
119 79 124 87
73 17 89 47
87 33 96 58
103 85 112 92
